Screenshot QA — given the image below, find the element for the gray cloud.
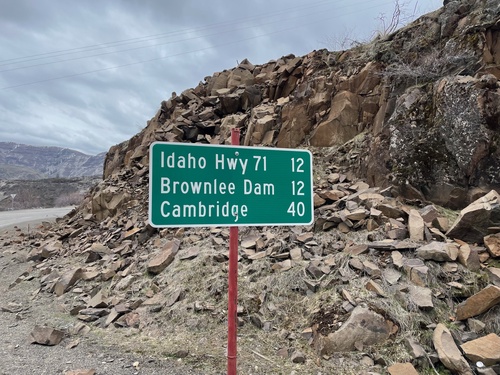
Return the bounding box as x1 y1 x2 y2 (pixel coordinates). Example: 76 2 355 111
0 0 442 155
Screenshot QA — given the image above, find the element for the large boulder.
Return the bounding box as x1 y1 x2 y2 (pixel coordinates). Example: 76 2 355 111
313 306 392 354
446 190 500 243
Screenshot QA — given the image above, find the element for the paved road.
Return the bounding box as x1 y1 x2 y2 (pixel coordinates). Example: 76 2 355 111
0 206 74 231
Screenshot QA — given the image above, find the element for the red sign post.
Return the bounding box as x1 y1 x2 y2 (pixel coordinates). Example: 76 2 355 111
227 128 240 375
148 128 313 374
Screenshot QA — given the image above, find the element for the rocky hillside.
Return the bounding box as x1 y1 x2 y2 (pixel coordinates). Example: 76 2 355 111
103 0 500 210
2 1 500 374
0 142 105 180
0 176 101 210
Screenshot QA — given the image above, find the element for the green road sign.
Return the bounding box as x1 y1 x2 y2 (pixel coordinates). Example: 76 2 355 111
149 142 313 227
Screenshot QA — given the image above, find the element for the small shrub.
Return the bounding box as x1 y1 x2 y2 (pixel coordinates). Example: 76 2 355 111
383 47 476 85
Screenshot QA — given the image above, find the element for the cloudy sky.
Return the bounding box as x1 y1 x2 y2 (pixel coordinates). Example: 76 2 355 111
0 0 442 156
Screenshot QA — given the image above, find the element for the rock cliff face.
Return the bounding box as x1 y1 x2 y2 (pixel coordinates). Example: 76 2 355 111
102 0 499 210
0 142 105 180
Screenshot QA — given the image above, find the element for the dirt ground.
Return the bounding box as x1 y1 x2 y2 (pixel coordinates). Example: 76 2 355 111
0 217 368 375
0 227 206 375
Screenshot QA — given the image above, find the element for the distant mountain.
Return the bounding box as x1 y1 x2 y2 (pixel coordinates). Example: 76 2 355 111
0 142 105 180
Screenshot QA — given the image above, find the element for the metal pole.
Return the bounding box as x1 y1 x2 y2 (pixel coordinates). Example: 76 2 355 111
228 128 240 375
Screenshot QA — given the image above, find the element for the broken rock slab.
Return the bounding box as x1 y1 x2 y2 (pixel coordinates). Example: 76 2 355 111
484 233 500 257
147 239 180 274
457 242 481 271
403 258 429 287
409 285 434 310
54 268 83 296
314 306 391 354
433 323 473 375
456 285 500 321
460 333 500 366
416 241 459 262
30 326 65 346
387 362 419 375
408 209 425 241
446 190 500 244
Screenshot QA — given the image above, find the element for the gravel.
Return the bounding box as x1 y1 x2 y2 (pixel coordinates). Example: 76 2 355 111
0 244 206 375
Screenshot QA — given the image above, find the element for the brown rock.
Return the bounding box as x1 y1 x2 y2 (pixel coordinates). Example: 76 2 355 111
366 218 379 231
115 312 140 328
54 268 83 296
405 338 426 359
392 251 404 268
104 308 121 327
322 189 346 201
433 216 450 232
408 209 425 241
365 280 385 296
468 318 486 333
88 290 108 308
238 58 254 71
387 228 408 240
403 258 429 287
28 240 62 261
447 190 500 243
409 285 434 310
419 205 440 223
376 204 405 219
349 258 364 271
314 306 391 354
90 242 110 255
272 259 292 272
147 239 180 275
296 232 313 243
457 243 481 271
30 326 65 346
289 247 302 260
460 333 500 366
487 267 500 286
433 323 473 375
344 244 368 256
341 289 357 306
306 263 323 279
456 285 500 320
484 233 500 257
241 235 259 249
310 91 360 146
346 209 367 221
276 101 311 148
362 260 381 277
387 362 419 375
179 246 200 260
227 67 254 88
383 268 402 285
208 72 229 95
313 193 326 207
337 222 350 233
416 241 459 262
